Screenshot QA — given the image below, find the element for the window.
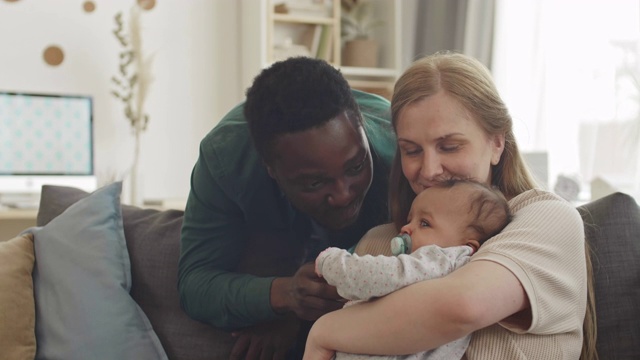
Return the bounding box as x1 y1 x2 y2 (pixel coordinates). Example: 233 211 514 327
493 0 640 202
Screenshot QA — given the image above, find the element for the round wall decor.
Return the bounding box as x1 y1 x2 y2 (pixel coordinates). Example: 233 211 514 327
43 46 65 66
83 1 96 13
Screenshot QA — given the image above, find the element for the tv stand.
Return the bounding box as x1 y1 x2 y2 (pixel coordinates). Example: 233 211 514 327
0 207 37 241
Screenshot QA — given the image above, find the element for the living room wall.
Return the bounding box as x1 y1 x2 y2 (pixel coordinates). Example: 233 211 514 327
0 0 243 204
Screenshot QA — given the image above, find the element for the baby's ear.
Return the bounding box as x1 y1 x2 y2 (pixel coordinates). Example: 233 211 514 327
466 239 480 252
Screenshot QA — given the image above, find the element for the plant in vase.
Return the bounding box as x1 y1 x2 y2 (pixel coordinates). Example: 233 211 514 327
340 0 383 68
111 5 154 205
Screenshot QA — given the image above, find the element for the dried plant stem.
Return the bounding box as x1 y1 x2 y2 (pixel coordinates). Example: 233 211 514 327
111 5 153 205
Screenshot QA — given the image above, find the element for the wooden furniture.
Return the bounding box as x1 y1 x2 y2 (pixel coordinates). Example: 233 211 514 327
240 0 402 99
0 209 37 241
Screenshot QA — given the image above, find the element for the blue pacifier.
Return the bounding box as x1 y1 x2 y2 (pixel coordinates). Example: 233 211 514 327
390 233 412 255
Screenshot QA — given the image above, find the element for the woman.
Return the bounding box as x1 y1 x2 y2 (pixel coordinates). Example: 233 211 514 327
303 52 597 360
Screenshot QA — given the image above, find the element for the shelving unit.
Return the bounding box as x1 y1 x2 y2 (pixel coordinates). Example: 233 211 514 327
268 2 340 65
240 0 402 100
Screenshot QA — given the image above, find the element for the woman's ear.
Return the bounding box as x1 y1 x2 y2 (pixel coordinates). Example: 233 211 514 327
490 133 506 166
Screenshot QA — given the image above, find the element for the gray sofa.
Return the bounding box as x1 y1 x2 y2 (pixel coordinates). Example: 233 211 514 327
36 185 640 360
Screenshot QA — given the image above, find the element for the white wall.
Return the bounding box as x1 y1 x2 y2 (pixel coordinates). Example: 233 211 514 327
0 0 243 204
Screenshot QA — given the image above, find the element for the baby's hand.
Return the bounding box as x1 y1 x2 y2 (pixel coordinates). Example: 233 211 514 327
315 247 339 278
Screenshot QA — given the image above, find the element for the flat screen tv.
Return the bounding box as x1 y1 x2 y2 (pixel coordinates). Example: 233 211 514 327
0 91 97 206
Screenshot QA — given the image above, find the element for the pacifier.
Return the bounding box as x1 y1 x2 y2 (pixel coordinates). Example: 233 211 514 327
390 233 412 255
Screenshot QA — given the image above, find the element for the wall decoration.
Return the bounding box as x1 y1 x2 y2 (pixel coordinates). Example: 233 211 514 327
137 0 155 11
83 1 96 13
43 46 64 66
111 6 154 205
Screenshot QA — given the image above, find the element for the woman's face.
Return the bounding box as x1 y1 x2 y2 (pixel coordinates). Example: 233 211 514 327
396 91 505 195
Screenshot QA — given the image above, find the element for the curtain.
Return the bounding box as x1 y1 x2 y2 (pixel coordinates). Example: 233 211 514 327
406 0 496 68
492 0 640 202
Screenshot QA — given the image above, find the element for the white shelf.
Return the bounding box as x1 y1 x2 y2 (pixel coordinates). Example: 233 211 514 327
273 14 336 25
240 0 402 99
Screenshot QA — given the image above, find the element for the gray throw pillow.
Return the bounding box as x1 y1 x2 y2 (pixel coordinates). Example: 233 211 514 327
38 184 234 360
31 182 168 360
578 192 640 359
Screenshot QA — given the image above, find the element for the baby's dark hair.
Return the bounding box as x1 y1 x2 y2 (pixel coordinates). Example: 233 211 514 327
244 57 361 164
438 179 512 245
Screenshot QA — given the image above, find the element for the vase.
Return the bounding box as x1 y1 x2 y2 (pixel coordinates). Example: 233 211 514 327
342 39 379 68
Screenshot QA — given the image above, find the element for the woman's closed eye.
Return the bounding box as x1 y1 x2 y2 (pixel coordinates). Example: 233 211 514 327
439 143 461 152
401 147 422 156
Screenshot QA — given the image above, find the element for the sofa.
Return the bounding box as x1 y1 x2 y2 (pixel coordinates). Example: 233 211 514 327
0 182 638 359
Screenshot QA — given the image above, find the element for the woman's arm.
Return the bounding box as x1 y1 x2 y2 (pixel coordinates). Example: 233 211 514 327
304 259 528 359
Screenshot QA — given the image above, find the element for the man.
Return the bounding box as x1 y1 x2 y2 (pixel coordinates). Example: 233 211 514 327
178 57 395 359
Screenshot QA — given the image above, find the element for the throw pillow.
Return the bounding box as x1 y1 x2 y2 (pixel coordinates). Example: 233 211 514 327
31 181 168 360
0 233 36 360
37 184 236 360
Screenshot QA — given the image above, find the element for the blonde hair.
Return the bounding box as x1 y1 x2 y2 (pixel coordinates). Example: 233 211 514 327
389 51 597 359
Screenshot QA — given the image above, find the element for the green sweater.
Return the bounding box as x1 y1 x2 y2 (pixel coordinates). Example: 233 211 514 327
178 90 396 330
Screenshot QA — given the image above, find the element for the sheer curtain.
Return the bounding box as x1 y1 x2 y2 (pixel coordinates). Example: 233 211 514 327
492 0 640 202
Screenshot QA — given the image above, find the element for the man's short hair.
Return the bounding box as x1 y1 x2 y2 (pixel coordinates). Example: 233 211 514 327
244 57 361 164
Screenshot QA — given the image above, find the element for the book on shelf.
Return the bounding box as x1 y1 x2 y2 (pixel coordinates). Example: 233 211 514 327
315 24 333 61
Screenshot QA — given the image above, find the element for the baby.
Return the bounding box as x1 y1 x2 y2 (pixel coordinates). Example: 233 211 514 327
315 179 512 360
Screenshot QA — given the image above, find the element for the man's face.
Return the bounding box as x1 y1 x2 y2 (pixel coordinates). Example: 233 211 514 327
267 112 373 230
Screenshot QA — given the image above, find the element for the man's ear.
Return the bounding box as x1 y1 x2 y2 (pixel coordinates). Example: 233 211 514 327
466 239 481 252
265 163 276 179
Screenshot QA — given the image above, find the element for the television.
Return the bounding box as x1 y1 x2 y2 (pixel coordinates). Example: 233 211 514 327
0 91 97 208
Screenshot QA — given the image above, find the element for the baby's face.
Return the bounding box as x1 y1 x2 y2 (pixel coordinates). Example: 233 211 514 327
399 186 474 252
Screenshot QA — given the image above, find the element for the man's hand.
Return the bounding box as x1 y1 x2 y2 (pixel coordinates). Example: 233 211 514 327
271 262 345 321
229 314 300 360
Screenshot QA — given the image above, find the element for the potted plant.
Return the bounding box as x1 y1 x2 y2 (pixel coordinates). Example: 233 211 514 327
340 0 383 68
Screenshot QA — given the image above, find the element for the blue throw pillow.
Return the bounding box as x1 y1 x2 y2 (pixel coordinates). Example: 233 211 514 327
31 182 168 360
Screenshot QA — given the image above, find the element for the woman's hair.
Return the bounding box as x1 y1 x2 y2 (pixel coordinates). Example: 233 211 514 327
389 52 598 359
389 51 537 229
244 57 361 165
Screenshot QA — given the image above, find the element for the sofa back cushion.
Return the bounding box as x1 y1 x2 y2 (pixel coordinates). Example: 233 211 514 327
578 192 640 359
38 184 234 360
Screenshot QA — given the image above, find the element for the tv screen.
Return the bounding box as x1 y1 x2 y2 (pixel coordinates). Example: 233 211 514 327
0 91 96 202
